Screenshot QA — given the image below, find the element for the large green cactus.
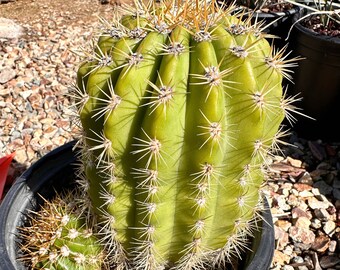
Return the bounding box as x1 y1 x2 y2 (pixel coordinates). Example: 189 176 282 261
70 0 298 269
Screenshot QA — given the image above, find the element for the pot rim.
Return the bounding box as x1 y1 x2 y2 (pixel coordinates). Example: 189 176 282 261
293 20 340 44
252 5 302 18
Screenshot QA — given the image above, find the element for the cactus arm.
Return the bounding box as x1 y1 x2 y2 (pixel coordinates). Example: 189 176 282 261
50 224 103 270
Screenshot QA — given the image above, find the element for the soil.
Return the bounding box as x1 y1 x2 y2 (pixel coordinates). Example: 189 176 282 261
260 0 294 13
300 15 340 38
220 0 294 12
0 0 133 26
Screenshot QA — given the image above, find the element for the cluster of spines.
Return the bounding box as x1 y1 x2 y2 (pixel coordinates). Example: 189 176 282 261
18 191 107 270
65 0 305 269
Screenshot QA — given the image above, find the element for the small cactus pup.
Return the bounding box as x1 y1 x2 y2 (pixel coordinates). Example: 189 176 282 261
70 0 300 269
18 191 107 269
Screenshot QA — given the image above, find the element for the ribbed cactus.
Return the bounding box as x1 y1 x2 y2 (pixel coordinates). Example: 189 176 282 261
18 191 106 269
70 0 298 269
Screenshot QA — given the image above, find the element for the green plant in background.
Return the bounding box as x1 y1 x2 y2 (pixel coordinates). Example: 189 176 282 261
20 0 302 269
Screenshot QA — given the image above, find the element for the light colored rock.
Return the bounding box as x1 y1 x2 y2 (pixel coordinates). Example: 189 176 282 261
0 67 16 84
289 226 316 246
0 18 25 39
282 265 294 270
328 240 337 252
19 90 33 99
287 156 302 167
272 250 291 266
292 207 312 219
294 217 311 229
307 197 330 209
275 225 289 249
323 220 336 236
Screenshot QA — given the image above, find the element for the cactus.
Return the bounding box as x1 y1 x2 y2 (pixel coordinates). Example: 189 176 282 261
22 0 301 269
18 191 107 269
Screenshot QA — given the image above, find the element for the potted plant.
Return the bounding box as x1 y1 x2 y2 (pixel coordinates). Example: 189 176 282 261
0 0 302 269
284 0 340 142
218 0 303 49
0 141 275 270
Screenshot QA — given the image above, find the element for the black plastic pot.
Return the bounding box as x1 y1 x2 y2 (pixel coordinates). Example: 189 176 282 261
0 141 275 270
287 20 340 142
0 140 78 270
218 1 303 50
251 6 303 49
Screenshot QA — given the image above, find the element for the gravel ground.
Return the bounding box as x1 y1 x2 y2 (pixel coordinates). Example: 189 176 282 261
0 1 339 269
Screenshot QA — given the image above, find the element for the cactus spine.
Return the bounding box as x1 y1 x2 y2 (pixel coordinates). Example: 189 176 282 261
48 0 299 269
18 192 106 269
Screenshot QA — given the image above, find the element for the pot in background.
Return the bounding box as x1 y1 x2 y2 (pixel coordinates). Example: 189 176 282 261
287 19 340 142
217 1 303 50
251 5 303 49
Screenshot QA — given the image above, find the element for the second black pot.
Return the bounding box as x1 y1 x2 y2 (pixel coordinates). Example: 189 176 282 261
287 20 340 142
0 141 275 270
251 6 303 50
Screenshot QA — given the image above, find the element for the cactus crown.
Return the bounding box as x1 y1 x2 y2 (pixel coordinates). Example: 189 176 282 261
19 0 302 269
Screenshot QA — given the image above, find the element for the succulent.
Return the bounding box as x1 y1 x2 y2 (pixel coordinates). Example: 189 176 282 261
18 191 107 269
20 0 301 269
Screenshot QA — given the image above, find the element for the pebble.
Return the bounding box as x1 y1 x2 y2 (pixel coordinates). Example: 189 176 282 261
323 220 336 236
0 17 24 39
319 255 340 268
314 208 330 220
0 11 98 167
0 67 16 83
268 136 340 270
311 235 330 252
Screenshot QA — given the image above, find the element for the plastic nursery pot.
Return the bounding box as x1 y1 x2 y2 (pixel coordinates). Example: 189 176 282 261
250 6 303 50
0 141 275 270
220 3 303 49
218 3 303 50
0 140 78 270
287 20 340 142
